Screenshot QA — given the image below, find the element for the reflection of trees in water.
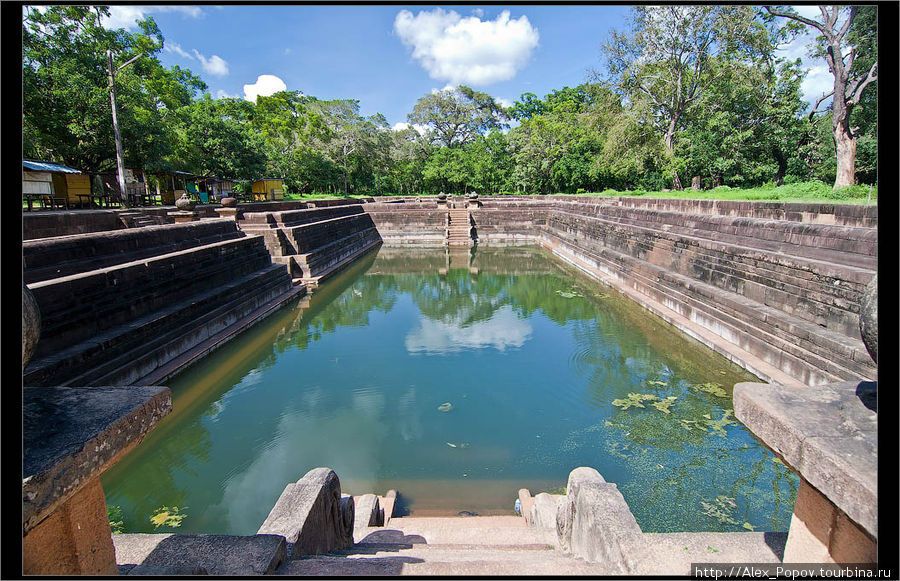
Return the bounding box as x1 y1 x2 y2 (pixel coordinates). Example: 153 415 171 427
103 418 211 533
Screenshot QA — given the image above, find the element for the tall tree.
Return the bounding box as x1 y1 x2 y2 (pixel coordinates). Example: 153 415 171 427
408 85 508 148
765 5 877 188
601 5 766 188
23 5 205 176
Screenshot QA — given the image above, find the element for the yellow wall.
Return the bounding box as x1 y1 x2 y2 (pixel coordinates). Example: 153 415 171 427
65 174 91 204
251 179 283 195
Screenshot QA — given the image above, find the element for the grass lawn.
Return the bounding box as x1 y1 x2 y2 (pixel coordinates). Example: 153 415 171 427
281 180 878 206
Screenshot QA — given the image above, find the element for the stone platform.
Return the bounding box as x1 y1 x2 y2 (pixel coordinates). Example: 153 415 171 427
734 380 877 563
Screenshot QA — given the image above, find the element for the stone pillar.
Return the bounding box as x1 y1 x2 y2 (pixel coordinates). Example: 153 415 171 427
167 210 198 223
734 381 877 565
215 207 239 221
24 479 118 575
783 479 876 563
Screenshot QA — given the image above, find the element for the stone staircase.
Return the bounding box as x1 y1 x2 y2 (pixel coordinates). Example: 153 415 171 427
276 516 598 576
239 205 382 285
23 220 303 387
447 206 472 246
119 210 160 228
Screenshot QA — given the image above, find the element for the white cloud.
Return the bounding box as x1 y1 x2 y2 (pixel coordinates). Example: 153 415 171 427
192 49 229 76
392 122 429 135
496 97 513 109
405 306 532 354
215 89 240 100
101 5 203 30
774 17 834 111
394 8 539 86
164 42 194 60
243 74 288 102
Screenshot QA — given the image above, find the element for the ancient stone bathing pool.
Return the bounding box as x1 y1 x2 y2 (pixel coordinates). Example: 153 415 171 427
102 245 797 536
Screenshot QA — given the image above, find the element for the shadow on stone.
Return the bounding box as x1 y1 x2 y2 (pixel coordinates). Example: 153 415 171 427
855 381 877 413
762 531 789 561
356 529 427 549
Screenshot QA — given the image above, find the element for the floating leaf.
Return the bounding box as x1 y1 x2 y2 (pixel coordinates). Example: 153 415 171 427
692 382 728 398
743 522 756 531
150 506 187 529
703 410 737 437
648 380 668 387
772 457 785 465
651 396 677 414
437 402 453 412
612 393 659 410
446 442 457 448
555 289 582 298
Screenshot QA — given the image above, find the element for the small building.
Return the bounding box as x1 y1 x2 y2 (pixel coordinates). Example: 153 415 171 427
251 178 285 201
23 160 90 206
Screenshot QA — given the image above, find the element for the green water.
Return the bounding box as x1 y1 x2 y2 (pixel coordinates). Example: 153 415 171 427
102 245 797 535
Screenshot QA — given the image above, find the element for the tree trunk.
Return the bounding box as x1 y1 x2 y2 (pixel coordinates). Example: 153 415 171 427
772 147 787 186
833 122 857 188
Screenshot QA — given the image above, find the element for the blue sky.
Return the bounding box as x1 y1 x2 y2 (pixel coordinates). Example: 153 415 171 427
100 5 831 128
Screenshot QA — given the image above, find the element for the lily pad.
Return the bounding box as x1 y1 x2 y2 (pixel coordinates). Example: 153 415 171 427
437 402 453 412
648 380 668 387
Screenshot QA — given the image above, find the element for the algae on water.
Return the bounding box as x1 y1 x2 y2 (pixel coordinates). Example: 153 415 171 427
651 396 678 414
612 393 659 410
700 495 739 526
691 382 729 398
150 506 188 529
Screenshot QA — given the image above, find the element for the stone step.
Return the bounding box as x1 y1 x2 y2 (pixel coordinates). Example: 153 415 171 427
379 516 556 546
275 547 603 576
27 235 274 356
551 210 871 334
633 531 787 575
113 533 286 576
24 263 292 387
547 232 870 384
546 220 874 375
23 220 243 283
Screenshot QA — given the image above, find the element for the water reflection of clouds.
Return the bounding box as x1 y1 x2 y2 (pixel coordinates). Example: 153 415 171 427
405 306 532 354
212 395 387 533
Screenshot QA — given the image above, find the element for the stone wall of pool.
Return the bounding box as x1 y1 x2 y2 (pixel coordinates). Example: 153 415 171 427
21 195 878 574
366 196 877 388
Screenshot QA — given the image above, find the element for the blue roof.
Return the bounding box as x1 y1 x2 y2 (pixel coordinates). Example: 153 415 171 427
23 160 82 174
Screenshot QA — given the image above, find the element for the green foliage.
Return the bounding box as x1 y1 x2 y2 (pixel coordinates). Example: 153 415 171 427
107 505 125 534
22 6 876 195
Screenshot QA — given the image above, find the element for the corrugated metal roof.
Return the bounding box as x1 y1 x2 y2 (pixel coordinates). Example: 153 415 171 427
23 160 82 174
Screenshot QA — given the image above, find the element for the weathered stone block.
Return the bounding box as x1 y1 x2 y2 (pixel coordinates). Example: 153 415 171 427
555 467 643 573
257 468 354 558
113 533 286 575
